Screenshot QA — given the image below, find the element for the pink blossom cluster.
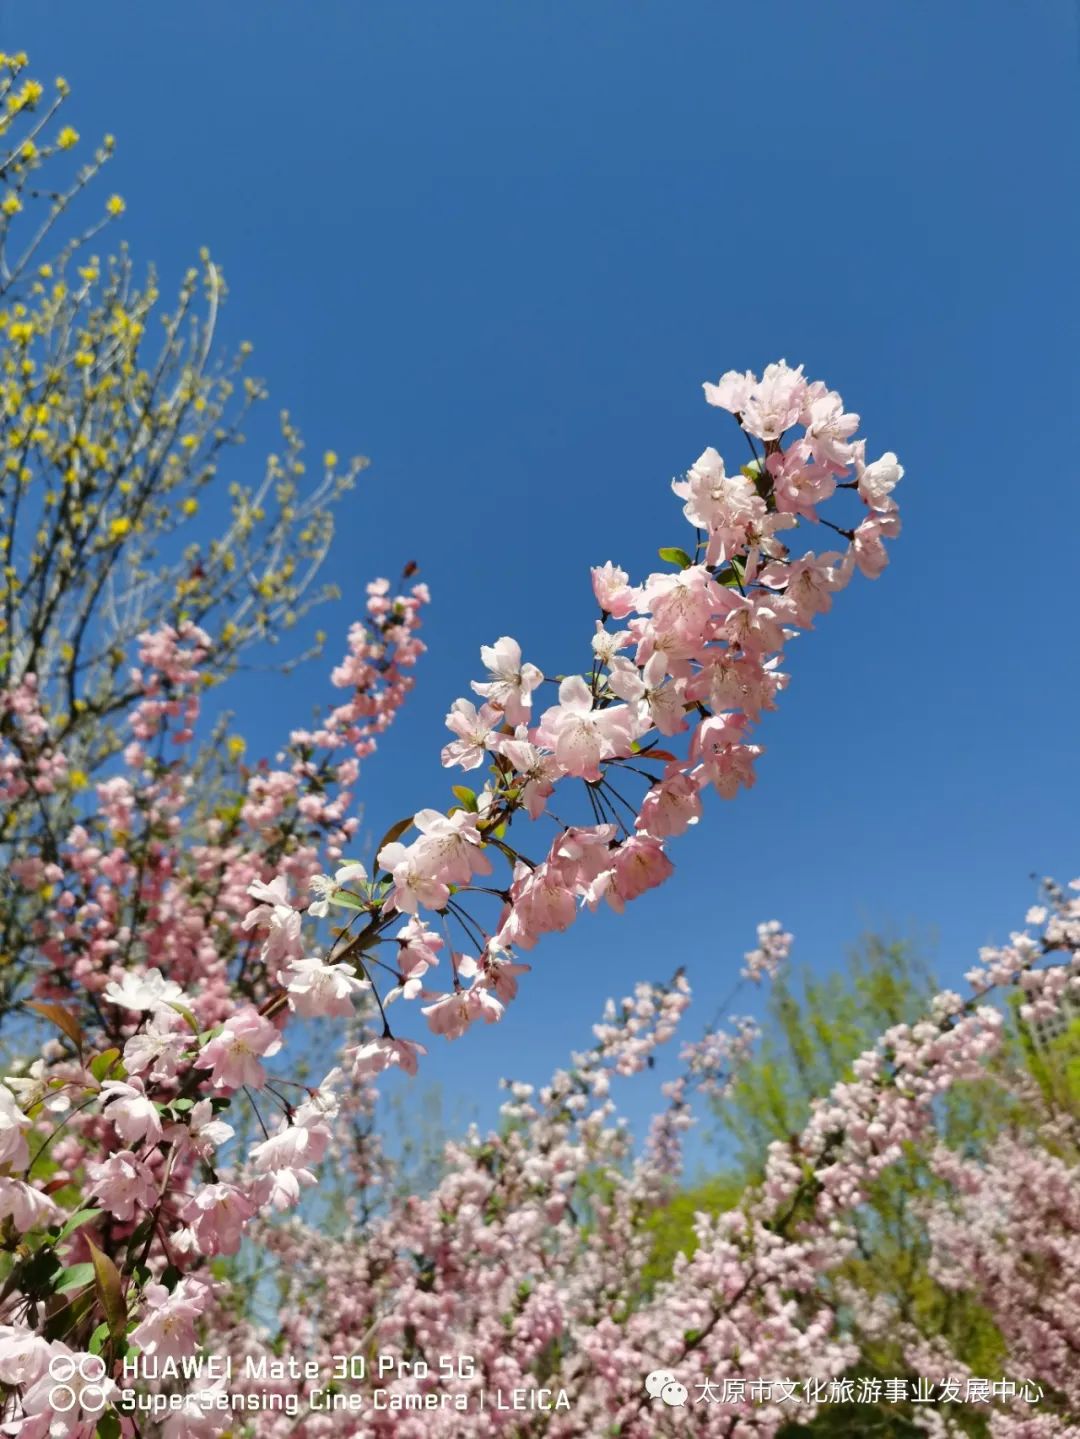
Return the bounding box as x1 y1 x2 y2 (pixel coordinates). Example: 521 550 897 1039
281 362 905 1079
0 675 68 801
679 1014 761 1096
2 876 1079 1437
128 622 213 750
924 1137 1080 1418
0 364 931 1436
292 577 429 765
178 893 1080 1438
742 918 793 982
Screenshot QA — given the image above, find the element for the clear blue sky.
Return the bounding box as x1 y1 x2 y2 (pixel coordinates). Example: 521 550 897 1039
6 2 1077 1150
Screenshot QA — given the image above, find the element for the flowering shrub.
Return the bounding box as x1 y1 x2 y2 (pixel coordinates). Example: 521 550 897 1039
194 890 1080 1439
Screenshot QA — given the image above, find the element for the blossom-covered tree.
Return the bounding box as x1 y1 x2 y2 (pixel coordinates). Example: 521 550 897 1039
0 42 1073 1439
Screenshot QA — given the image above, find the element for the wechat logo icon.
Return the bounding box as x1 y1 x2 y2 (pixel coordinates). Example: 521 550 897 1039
644 1368 689 1407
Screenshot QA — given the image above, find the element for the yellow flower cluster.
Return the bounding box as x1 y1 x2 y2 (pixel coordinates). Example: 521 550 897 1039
0 49 367 852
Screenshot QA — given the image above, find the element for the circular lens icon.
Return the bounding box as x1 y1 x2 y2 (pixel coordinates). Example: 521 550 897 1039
48 1354 78 1383
80 1381 110 1413
77 1354 107 1382
49 1383 79 1412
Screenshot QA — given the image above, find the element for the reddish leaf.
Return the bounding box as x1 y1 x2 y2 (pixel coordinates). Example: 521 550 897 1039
86 1236 126 1340
26 1002 83 1052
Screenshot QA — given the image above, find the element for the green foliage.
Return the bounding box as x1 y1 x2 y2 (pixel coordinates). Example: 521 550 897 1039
1017 1007 1080 1117
724 935 934 1171
638 1174 743 1295
657 546 693 569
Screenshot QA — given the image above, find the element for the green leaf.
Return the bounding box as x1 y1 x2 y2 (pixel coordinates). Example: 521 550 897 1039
170 1098 194 1113
330 889 365 911
54 1262 95 1295
125 1218 153 1255
717 556 746 588
166 1002 201 1034
451 785 478 812
88 1320 111 1355
14 1246 60 1300
657 546 693 570
96 1409 122 1439
89 1049 122 1083
42 1286 98 1342
55 1207 104 1244
86 1236 126 1340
